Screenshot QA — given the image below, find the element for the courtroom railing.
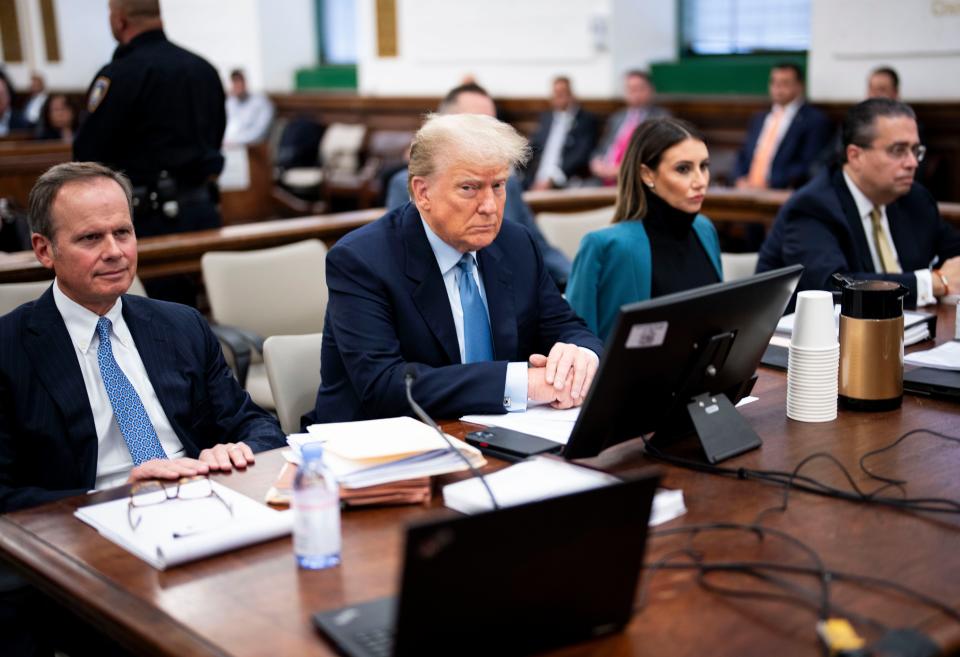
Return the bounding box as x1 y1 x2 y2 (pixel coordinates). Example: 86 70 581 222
2 190 958 285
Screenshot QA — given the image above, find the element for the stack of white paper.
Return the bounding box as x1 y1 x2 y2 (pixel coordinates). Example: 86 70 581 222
775 306 932 347
297 417 486 488
461 406 580 445
74 481 292 570
442 456 686 526
904 340 960 371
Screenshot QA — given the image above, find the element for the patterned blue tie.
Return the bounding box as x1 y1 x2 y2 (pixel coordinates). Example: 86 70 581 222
457 255 494 362
96 317 167 465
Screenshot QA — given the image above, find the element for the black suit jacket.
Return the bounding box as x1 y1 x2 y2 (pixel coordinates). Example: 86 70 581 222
734 103 832 189
756 167 960 306
523 107 599 188
305 203 603 425
0 290 285 513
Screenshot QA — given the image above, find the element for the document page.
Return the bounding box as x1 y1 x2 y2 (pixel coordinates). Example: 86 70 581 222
74 481 292 570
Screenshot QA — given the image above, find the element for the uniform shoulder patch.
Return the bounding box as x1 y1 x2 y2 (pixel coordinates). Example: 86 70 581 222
87 76 111 113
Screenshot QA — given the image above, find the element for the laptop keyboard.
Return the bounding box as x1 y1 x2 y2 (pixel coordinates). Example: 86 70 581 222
354 628 394 657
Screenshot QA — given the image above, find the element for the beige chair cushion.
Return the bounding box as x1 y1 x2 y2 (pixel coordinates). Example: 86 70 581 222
536 206 615 261
721 252 760 282
263 333 323 435
0 276 147 316
201 239 328 338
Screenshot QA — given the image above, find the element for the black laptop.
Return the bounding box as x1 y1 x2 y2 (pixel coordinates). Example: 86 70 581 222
313 470 661 657
903 366 960 401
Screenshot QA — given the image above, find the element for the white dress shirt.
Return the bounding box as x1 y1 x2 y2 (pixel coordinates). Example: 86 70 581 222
224 93 275 145
420 217 530 411
53 283 185 489
23 93 47 124
842 171 934 305
535 108 575 185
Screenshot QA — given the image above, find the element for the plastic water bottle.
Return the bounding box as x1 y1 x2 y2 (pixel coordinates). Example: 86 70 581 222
293 443 341 569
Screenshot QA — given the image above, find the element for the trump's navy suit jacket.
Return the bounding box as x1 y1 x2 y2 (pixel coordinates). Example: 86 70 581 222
756 167 960 307
734 103 832 189
305 203 603 425
0 289 285 513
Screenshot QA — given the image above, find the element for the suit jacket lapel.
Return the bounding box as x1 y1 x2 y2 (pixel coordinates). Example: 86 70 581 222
478 241 518 361
885 201 914 268
122 296 190 444
23 288 98 476
401 205 461 364
831 169 876 272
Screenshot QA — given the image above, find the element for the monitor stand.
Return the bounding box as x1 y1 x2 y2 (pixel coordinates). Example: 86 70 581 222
649 331 762 464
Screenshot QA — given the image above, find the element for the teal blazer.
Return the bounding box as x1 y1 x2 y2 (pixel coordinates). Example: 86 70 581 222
566 215 723 341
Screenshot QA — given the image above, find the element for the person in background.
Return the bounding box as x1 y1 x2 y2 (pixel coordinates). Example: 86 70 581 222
867 66 900 100
756 98 960 308
589 70 668 185
22 73 48 125
734 63 831 190
73 0 226 306
34 94 79 143
523 75 599 190
567 118 722 340
0 69 30 137
385 83 572 288
223 68 275 146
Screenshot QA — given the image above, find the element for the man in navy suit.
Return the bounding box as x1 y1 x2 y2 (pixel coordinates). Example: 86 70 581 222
757 99 960 307
523 76 599 190
734 63 831 190
307 113 603 426
385 82 571 288
0 162 285 514
0 162 285 656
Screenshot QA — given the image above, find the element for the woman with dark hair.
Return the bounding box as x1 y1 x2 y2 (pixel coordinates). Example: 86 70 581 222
566 117 722 339
34 94 78 142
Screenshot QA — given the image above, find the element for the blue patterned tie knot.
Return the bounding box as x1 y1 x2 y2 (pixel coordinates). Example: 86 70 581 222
456 255 494 363
96 317 167 466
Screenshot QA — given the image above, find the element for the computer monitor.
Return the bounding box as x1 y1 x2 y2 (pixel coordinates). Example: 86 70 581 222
563 265 803 463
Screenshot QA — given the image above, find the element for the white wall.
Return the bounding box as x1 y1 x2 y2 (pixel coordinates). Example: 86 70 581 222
1 0 114 91
0 0 315 94
809 0 960 101
356 0 677 98
162 0 315 92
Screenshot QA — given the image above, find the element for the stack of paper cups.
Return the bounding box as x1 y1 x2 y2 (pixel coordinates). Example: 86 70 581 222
787 290 839 422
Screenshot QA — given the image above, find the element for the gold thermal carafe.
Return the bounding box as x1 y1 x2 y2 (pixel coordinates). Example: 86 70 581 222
837 279 908 411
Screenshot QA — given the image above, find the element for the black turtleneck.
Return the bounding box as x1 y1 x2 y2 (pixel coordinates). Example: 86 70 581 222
642 190 719 298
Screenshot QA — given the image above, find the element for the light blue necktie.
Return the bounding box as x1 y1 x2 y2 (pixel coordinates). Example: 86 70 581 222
96 317 167 465
457 255 494 363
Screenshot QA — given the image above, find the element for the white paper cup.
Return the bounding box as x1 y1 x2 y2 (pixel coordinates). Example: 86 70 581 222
792 291 837 349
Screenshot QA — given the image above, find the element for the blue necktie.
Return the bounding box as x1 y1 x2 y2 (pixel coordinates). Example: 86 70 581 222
457 255 494 363
96 317 167 465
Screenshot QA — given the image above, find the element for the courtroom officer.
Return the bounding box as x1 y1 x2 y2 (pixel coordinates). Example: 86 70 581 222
74 0 225 303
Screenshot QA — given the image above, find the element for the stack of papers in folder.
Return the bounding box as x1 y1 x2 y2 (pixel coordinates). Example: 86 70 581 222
75 481 292 570
295 417 486 488
266 462 432 508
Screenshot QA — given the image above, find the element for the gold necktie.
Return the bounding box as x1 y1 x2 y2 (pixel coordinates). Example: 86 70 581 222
870 206 901 274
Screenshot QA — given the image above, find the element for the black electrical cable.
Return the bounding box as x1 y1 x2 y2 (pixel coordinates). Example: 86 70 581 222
639 428 960 516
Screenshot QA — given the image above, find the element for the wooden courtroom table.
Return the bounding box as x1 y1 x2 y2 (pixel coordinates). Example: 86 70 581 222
0 314 958 657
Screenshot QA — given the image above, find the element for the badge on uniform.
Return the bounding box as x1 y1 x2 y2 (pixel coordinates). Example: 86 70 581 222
88 76 111 113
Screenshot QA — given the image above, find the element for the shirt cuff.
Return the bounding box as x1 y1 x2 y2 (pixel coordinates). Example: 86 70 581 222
504 361 529 412
915 269 935 306
577 346 600 366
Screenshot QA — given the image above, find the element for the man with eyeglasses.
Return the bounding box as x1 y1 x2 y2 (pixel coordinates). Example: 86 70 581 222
757 98 960 307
